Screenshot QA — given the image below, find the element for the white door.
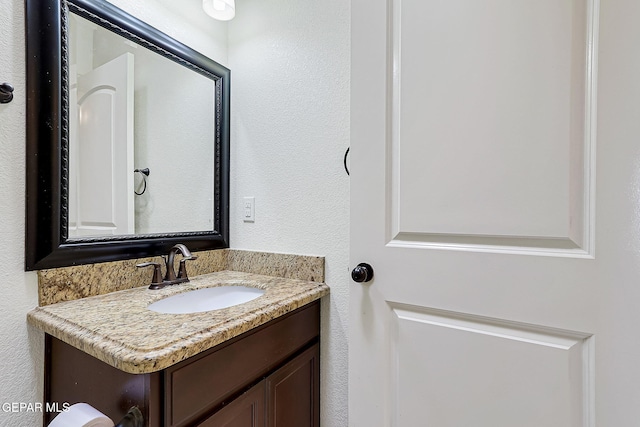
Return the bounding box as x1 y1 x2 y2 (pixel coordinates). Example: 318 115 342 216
68 52 135 237
350 0 640 425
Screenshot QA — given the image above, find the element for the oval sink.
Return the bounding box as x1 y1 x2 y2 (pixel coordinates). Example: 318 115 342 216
148 286 265 314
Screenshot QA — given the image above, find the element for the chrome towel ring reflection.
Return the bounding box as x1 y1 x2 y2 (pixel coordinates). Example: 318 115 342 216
134 168 150 195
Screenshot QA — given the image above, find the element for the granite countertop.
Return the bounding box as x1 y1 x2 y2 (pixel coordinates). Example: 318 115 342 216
27 270 329 374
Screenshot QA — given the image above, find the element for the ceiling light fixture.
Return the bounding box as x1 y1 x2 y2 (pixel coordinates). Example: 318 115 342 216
203 0 235 21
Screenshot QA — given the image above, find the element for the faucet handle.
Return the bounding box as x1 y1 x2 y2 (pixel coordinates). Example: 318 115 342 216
177 255 198 281
136 262 164 290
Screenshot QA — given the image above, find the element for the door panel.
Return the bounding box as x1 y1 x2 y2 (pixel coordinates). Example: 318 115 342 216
390 304 591 426
69 52 134 237
350 0 640 425
389 0 596 253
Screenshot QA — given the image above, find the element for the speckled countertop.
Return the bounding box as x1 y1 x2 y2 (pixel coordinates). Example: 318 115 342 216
28 270 329 374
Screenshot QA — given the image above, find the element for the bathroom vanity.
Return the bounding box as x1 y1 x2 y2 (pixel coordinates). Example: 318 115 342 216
45 302 319 426
29 269 328 427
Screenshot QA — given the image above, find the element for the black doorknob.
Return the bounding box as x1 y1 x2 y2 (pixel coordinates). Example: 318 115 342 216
351 263 374 283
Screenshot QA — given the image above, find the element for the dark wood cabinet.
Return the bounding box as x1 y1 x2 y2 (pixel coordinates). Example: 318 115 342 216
44 301 320 427
196 342 319 427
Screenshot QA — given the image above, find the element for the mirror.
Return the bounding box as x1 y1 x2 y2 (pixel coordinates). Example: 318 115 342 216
25 0 230 270
68 13 217 237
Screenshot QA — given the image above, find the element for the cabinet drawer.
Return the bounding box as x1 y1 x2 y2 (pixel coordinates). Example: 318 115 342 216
165 301 320 427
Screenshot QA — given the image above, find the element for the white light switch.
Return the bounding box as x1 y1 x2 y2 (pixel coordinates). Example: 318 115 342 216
243 197 255 222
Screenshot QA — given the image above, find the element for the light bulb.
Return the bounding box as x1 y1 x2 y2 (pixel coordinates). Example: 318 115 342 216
203 0 235 21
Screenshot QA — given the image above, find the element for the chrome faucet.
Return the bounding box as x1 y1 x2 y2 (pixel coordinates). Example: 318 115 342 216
137 244 198 290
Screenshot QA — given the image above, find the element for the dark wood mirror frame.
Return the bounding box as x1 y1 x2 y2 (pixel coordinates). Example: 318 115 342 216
25 0 230 271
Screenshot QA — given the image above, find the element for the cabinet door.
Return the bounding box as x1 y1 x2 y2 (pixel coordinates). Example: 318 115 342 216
198 381 265 427
266 344 319 427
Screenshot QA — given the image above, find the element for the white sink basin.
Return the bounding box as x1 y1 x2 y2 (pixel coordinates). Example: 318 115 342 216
148 286 265 314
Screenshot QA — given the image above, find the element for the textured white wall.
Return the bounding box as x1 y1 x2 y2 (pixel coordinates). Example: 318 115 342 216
0 1 43 426
228 1 350 425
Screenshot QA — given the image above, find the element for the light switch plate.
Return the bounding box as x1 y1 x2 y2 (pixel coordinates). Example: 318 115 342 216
243 197 255 222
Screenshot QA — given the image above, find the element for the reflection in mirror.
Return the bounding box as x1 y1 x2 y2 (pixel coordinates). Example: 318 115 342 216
68 13 215 238
25 0 230 270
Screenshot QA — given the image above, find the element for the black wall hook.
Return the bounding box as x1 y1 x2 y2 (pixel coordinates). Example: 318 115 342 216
344 147 350 176
0 83 14 104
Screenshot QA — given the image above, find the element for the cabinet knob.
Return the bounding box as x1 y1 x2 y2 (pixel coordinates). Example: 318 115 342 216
351 263 374 283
